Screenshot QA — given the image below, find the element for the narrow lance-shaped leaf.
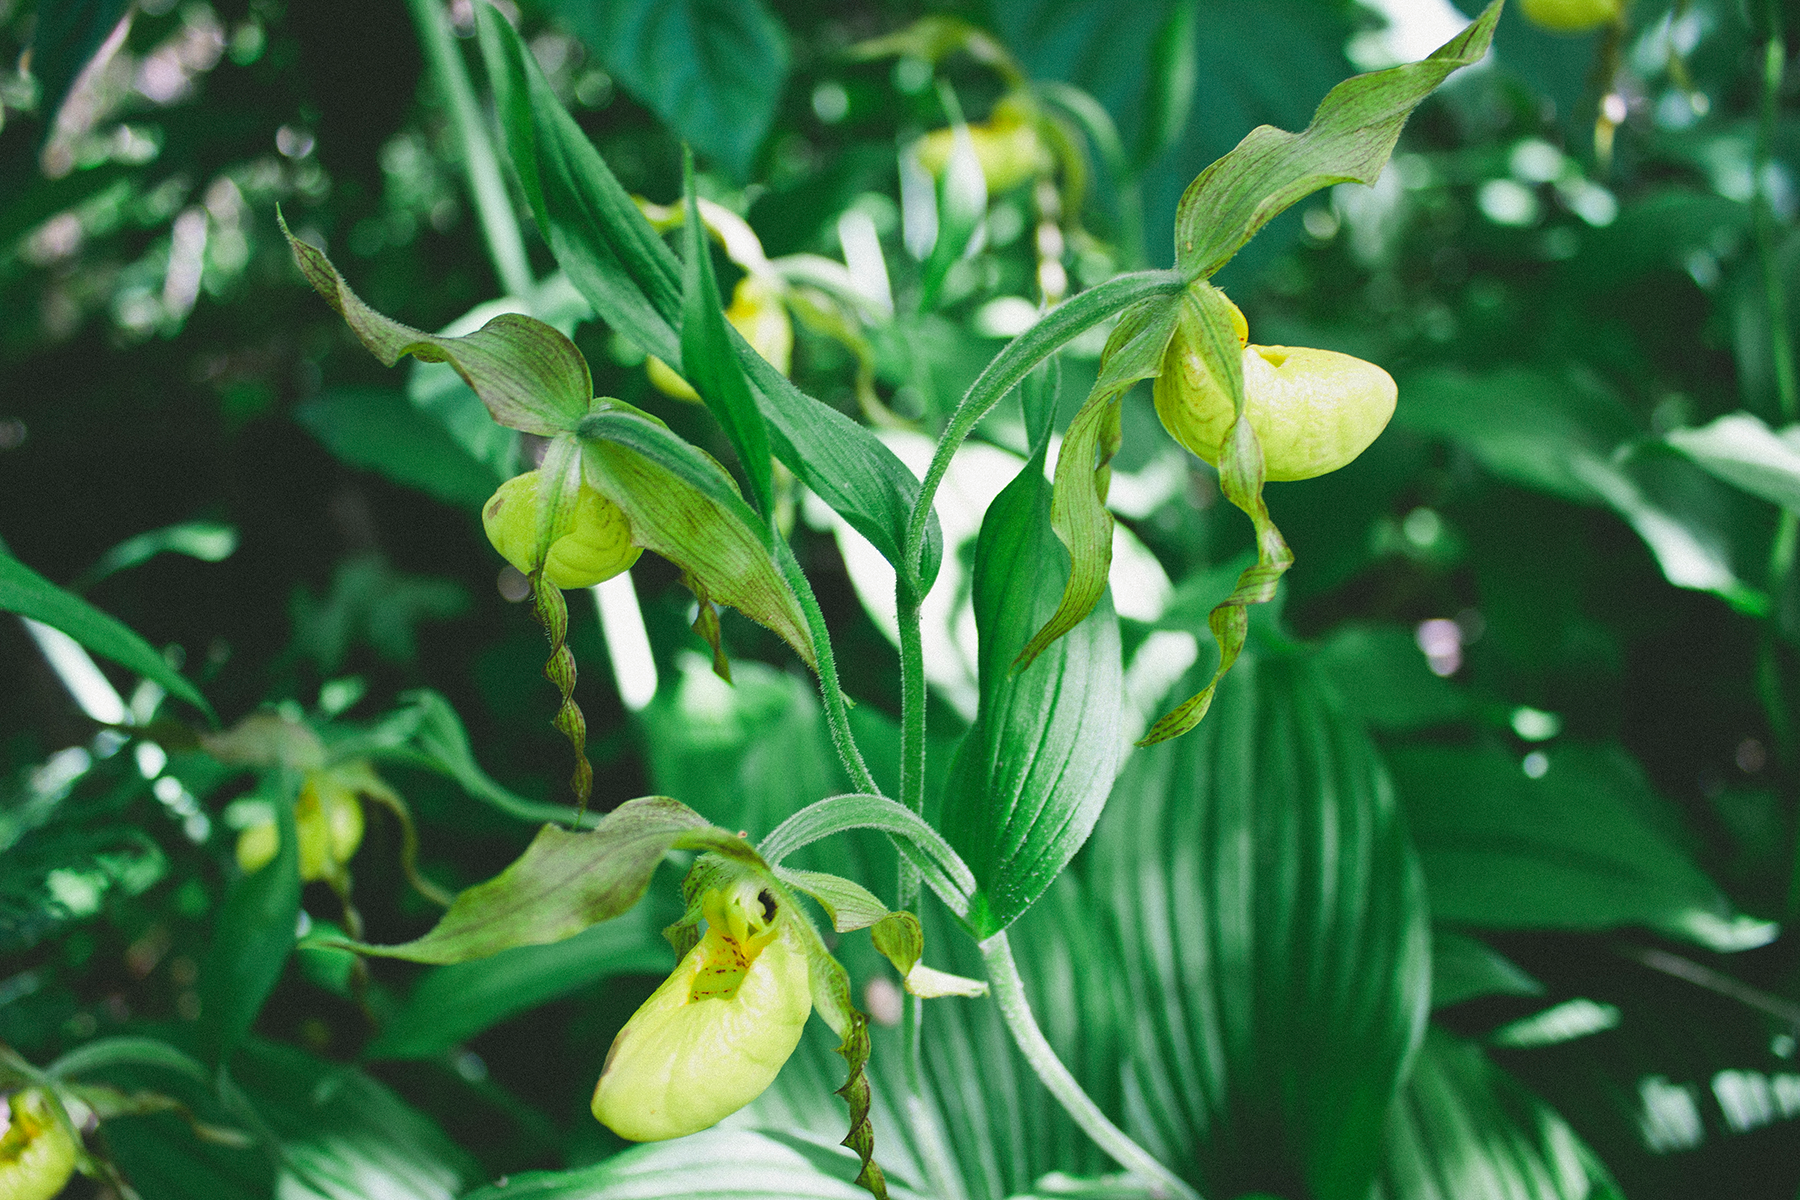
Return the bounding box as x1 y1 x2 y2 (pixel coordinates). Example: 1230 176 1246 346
947 435 1123 937
332 796 760 965
580 408 816 670
1173 0 1501 278
1139 286 1292 746
1664 411 1800 513
475 7 942 592
201 770 301 1060
680 150 774 516
281 213 590 435
0 547 214 722
1017 295 1181 668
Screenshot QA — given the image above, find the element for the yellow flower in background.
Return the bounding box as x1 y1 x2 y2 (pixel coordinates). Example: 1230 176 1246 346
591 881 811 1142
0 1089 77 1200
1520 0 1623 33
1153 295 1396 482
481 468 641 589
647 274 794 403
914 94 1054 195
235 762 373 883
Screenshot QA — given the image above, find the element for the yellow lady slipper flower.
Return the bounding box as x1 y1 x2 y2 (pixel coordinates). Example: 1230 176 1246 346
235 764 370 882
914 94 1054 195
592 881 811 1142
647 274 794 403
0 1089 77 1200
1153 298 1396 482
481 468 640 589
1520 0 1623 33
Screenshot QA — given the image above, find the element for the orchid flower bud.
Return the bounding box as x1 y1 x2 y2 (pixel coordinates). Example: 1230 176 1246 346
481 469 641 589
647 274 794 402
234 765 369 882
591 880 811 1142
1154 301 1396 482
0 1090 77 1200
1520 0 1623 33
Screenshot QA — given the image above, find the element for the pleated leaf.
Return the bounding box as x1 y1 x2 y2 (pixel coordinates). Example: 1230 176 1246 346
1375 1028 1621 1200
1089 649 1431 1199
945 444 1123 937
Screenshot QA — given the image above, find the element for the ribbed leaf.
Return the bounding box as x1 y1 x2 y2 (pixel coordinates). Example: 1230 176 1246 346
1089 649 1431 1198
462 1128 924 1199
1375 1028 1621 1200
945 442 1122 936
1391 743 1773 951
477 9 942 591
1172 1 1500 278
0 546 213 721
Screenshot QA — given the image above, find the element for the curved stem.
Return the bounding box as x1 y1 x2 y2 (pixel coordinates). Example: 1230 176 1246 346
981 930 1202 1200
776 538 879 797
901 269 1186 576
405 0 535 300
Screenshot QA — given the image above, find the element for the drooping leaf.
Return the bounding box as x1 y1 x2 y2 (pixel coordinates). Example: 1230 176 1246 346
200 772 301 1061
579 408 816 669
477 8 942 592
679 152 774 514
296 386 503 510
1430 931 1545 1011
1374 1027 1621 1200
1665 411 1800 513
72 521 238 592
945 439 1122 937
1090 649 1431 1199
1172 1 1501 277
282 214 591 436
0 547 214 721
461 1128 921 1200
364 904 672 1060
334 796 759 965
758 793 978 920
1391 742 1775 951
555 0 789 181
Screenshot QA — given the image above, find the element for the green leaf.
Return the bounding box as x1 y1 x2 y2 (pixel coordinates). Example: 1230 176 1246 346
945 441 1122 937
579 409 816 669
200 771 301 1060
778 867 896 934
1020 295 1182 667
1375 1027 1621 1200
46 1037 212 1087
1173 1 1500 278
462 1128 919 1199
281 213 591 435
1316 623 1472 733
0 546 214 721
477 8 942 592
233 1039 477 1200
680 153 775 514
555 0 789 181
29 0 132 143
296 387 503 510
336 796 759 964
1666 412 1800 513
364 904 672 1059
1392 742 1775 951
758 793 977 920
1430 931 1545 1011
72 521 238 592
1090 649 1431 1199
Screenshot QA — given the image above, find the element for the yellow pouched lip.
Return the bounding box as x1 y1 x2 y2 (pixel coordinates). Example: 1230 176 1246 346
1154 337 1397 483
481 469 641 589
591 884 812 1142
647 274 794 403
0 1089 78 1200
1519 0 1622 33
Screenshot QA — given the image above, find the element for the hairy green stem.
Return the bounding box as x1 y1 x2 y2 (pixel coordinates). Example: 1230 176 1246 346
902 269 1186 576
776 538 879 797
981 931 1202 1200
405 0 535 300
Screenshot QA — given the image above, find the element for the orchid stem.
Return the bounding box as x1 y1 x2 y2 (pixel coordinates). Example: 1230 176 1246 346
981 930 1203 1200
